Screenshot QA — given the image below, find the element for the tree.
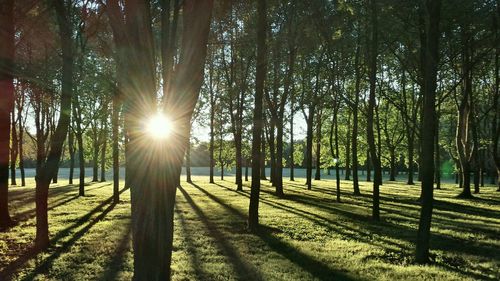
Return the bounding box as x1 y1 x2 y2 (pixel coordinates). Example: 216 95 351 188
366 0 381 221
0 0 14 229
106 0 214 278
249 0 267 231
35 0 75 249
416 0 441 264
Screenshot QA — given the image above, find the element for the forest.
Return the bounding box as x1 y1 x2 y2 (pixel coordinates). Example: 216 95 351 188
0 0 499 280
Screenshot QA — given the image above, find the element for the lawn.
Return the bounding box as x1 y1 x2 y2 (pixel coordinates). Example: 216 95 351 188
0 176 499 280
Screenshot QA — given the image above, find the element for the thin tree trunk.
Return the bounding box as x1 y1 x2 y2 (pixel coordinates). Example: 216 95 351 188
100 114 108 182
305 105 314 190
314 114 321 181
10 112 17 185
186 140 192 183
345 112 351 180
249 0 266 231
367 0 381 221
112 89 120 203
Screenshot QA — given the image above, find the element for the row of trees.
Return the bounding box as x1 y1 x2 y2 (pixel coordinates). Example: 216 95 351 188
0 0 499 279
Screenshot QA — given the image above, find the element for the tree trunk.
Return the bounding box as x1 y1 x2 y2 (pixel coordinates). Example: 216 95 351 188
69 129 75 184
77 131 85 196
0 0 14 228
119 1 213 279
209 82 215 184
352 43 361 193
389 149 396 181
92 128 99 182
367 0 381 221
235 132 243 190
10 112 17 185
416 0 441 264
249 0 266 231
245 158 249 182
314 115 321 181
112 89 120 203
366 150 371 182
186 140 192 183
260 130 267 180
305 105 314 190
345 112 351 180
100 113 108 182
275 122 284 196
290 93 295 181
36 0 74 248
434 112 441 189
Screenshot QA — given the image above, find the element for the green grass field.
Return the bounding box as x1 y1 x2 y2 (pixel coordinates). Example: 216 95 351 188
0 176 499 280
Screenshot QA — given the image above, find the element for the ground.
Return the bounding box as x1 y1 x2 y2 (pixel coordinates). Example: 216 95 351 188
0 175 499 280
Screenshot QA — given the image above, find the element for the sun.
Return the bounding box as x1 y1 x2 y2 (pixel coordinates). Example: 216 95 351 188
146 113 173 139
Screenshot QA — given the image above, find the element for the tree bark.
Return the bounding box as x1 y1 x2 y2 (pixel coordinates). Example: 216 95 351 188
249 0 267 231
416 0 441 264
314 113 322 181
35 0 74 248
10 112 17 185
0 0 14 228
367 0 381 221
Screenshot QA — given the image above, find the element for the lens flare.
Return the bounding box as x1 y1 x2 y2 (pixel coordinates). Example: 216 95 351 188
146 113 173 139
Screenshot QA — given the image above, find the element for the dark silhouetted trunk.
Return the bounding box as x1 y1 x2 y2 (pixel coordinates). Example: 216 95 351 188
416 0 441 264
345 112 351 180
10 112 17 185
249 0 266 231
352 42 361 194
260 130 267 180
112 87 120 203
367 0 381 221
0 0 14 228
35 0 74 249
186 140 192 183
314 113 322 181
100 112 108 182
305 105 314 190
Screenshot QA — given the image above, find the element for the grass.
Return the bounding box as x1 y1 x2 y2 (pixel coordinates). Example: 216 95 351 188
0 176 499 280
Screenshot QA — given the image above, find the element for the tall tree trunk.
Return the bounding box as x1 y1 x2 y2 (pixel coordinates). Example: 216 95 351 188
35 0 74 248
249 0 267 231
290 94 295 181
119 1 213 279
367 0 381 221
92 128 99 182
235 132 243 190
352 42 361 194
100 113 108 182
305 105 314 190
366 150 371 182
434 110 441 189
10 112 17 185
416 0 441 264
260 130 267 180
245 158 249 182
275 122 284 196
209 72 215 184
186 140 192 183
389 148 396 181
268 118 276 185
345 112 351 180
112 89 120 203
77 131 84 196
69 128 75 184
0 0 14 228
314 114 322 181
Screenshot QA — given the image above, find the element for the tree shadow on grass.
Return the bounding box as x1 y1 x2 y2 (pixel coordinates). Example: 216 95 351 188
98 224 132 281
208 181 499 280
178 185 263 281
188 183 360 281
0 188 128 280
